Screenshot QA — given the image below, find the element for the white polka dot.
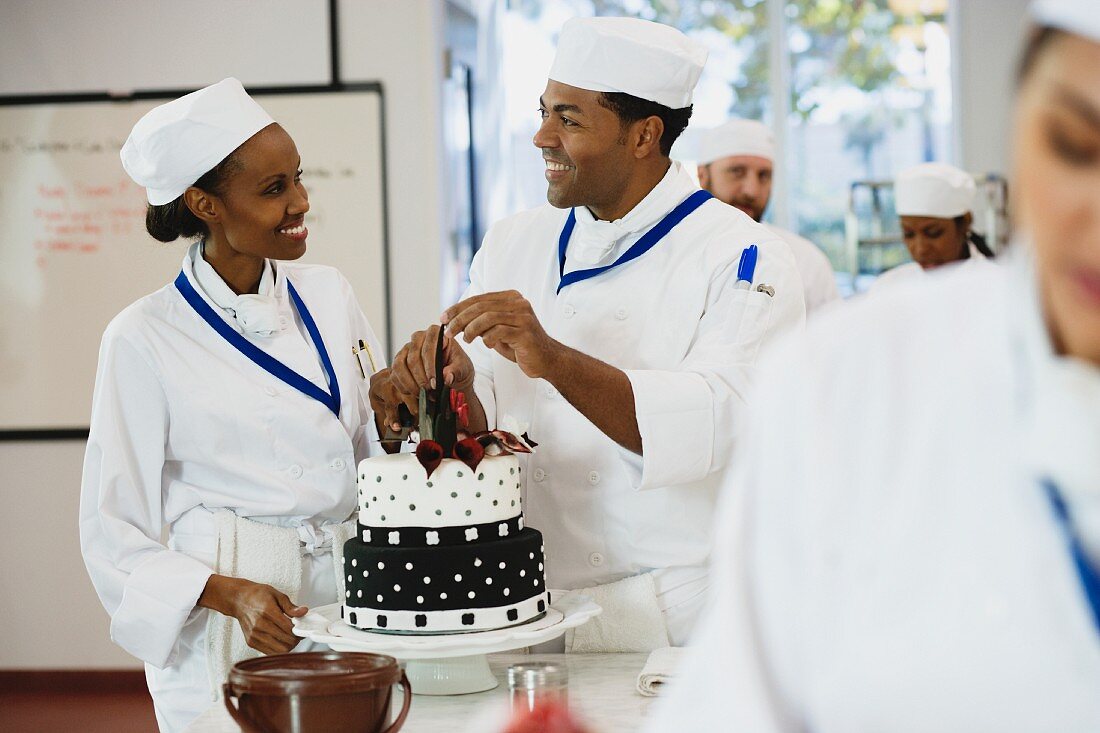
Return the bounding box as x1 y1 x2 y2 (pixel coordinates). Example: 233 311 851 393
416 596 424 604
473 558 482 567
503 588 510 597
393 584 401 592
376 594 383 602
499 562 506 570
345 590 351 598
377 562 385 570
534 579 540 586
405 562 414 570
347 574 352 582
454 574 462 582
440 592 448 600
529 553 534 560
468 591 476 599
357 590 362 598
520 570 526 577
539 563 544 571
485 577 493 585
423 576 431 584
351 559 357 567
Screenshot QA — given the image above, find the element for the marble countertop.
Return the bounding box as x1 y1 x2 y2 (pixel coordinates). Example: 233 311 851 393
189 652 655 732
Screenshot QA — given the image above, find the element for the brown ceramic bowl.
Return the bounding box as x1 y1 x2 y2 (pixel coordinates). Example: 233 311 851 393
223 651 411 733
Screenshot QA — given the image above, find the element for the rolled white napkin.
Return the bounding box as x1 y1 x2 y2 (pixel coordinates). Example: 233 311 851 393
636 646 684 696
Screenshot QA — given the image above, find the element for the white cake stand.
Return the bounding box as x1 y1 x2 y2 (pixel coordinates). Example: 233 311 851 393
293 591 600 696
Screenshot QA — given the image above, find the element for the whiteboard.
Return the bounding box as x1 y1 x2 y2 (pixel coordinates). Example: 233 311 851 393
0 86 389 434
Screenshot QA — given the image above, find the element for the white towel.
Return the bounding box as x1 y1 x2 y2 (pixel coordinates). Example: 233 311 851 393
205 511 302 701
564 573 669 653
636 646 684 696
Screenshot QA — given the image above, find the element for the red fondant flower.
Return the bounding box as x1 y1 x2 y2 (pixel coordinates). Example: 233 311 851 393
450 390 470 429
453 437 485 472
492 430 534 454
415 440 444 478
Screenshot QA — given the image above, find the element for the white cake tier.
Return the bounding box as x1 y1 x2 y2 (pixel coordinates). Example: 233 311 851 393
357 452 523 528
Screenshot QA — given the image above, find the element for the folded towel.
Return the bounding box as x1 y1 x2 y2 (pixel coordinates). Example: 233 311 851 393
205 511 302 701
564 573 669 653
636 646 684 696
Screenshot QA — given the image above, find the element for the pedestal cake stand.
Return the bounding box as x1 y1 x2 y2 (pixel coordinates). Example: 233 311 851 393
293 590 600 696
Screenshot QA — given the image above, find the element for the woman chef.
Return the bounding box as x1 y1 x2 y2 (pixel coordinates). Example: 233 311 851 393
870 162 995 291
646 1 1100 730
79 78 384 731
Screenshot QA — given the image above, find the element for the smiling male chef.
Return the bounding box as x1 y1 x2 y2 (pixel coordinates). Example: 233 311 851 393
370 17 805 649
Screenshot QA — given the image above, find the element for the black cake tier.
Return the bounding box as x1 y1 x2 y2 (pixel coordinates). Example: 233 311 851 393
342 527 547 632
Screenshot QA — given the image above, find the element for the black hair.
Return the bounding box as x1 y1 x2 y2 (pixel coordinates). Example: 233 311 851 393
144 152 242 243
955 215 996 260
1017 26 1064 86
597 92 693 157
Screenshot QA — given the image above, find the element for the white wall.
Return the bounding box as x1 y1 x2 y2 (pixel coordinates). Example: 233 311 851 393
0 0 448 669
952 0 1032 175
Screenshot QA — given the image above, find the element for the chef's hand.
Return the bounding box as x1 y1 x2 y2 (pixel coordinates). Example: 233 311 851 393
371 325 475 430
442 291 560 379
198 575 306 655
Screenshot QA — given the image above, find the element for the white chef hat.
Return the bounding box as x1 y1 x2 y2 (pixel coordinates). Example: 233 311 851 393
1030 0 1100 43
894 163 976 219
121 78 275 205
697 119 776 165
548 17 708 109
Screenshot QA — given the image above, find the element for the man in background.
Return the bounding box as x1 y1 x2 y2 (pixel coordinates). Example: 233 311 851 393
698 118 840 312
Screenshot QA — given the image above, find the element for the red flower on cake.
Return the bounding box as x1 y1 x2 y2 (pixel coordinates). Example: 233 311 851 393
453 437 485 471
415 440 444 478
450 390 470 429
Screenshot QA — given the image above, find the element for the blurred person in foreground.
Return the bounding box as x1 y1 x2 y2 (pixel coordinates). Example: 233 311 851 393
644 1 1100 730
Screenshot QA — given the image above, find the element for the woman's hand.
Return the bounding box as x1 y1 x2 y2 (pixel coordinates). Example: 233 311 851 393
371 325 476 431
198 575 306 655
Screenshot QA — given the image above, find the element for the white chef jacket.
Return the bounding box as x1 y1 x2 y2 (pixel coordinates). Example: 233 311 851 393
463 162 806 642
644 247 1100 732
868 240 992 293
763 223 839 313
80 243 383 731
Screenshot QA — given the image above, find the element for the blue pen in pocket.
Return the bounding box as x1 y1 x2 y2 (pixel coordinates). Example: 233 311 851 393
735 244 758 290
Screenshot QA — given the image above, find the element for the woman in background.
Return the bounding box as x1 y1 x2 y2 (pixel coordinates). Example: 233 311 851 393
871 162 995 291
80 78 384 731
646 2 1100 730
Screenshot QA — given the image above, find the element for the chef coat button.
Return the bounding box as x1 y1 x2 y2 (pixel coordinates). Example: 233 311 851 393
563 304 576 318
544 384 558 399
615 307 628 320
588 552 604 567
331 458 346 471
587 471 601 485
264 386 278 397
533 467 546 482
289 464 304 479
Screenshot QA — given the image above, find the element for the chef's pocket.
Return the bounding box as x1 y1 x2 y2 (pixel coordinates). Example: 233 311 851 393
727 288 775 362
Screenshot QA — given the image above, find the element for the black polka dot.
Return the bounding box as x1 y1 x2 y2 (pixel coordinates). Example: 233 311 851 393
499 480 504 485
475 492 481 498
510 468 515 475
389 494 395 501
377 615 388 628
465 510 472 516
427 481 433 487
462 613 475 626
450 492 458 498
457 471 464 477
415 614 427 628
349 611 357 625
507 609 518 622
511 500 515 507
341 607 346 619
537 600 545 613
380 515 386 521
435 509 442 516
402 474 408 480
492 500 498 506
478 473 484 480
409 504 416 511
372 496 378 502
376 476 382 482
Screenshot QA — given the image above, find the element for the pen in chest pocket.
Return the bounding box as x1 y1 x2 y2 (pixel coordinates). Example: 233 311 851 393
353 339 378 378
